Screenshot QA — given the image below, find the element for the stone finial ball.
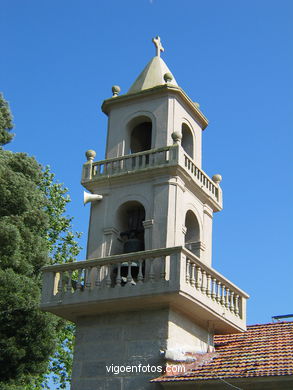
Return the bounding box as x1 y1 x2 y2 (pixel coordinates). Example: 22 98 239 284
112 85 121 96
171 131 182 143
85 149 96 161
164 72 173 83
194 102 200 109
212 174 222 184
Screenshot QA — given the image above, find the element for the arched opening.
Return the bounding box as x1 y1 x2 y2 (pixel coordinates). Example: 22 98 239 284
114 201 146 285
117 201 146 254
129 117 152 154
184 210 200 256
181 123 194 159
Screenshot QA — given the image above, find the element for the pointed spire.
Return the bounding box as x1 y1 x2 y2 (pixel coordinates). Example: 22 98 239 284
127 36 178 94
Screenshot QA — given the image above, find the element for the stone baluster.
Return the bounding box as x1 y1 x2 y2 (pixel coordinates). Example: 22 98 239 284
137 260 144 284
149 258 155 282
124 157 129 171
76 269 83 290
134 155 139 170
195 265 201 290
235 294 240 317
120 157 125 171
160 257 166 281
109 161 113 174
221 285 226 306
141 154 146 169
230 291 235 313
190 263 195 287
225 288 230 309
165 148 169 162
216 281 221 303
211 277 217 300
66 270 73 292
117 159 121 173
85 267 92 289
118 159 122 172
201 270 207 294
95 265 101 288
206 274 212 298
106 264 112 287
111 161 115 174
112 160 117 174
186 258 191 284
115 263 122 287
104 161 109 175
57 272 63 293
164 149 168 163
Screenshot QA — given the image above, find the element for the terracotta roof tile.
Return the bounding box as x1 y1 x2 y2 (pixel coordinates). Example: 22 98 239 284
152 322 293 383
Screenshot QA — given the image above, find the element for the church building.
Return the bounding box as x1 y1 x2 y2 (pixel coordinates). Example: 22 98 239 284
41 37 292 389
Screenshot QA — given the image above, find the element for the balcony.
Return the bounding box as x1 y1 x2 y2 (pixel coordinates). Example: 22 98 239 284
41 246 248 333
81 145 222 211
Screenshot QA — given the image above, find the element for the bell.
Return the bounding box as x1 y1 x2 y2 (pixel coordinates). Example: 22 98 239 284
117 229 144 285
123 237 144 253
121 229 144 254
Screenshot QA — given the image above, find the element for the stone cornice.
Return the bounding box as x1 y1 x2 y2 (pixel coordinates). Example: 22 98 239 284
101 84 209 130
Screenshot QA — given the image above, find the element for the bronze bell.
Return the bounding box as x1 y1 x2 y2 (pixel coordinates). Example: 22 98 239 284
121 230 144 254
118 229 144 285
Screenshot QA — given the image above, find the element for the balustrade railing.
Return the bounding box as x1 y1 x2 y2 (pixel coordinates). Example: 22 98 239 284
182 153 219 202
183 248 246 318
85 146 176 179
42 246 247 322
46 247 175 297
81 145 222 206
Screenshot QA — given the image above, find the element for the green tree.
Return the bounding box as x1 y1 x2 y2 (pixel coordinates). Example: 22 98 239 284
36 168 80 389
0 93 14 145
0 94 80 389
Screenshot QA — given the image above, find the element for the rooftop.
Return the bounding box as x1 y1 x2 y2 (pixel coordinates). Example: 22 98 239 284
152 322 293 384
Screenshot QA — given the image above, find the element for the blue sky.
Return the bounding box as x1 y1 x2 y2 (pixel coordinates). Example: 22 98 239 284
1 0 292 326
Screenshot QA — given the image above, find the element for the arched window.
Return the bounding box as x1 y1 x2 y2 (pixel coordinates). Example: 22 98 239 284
181 123 194 159
114 201 146 285
128 117 152 154
117 201 145 253
184 210 200 256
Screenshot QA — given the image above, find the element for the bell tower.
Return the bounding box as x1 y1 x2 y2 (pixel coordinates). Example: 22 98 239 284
41 37 249 390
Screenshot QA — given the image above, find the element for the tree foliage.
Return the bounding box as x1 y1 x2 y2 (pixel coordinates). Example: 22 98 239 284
0 94 80 389
0 93 14 146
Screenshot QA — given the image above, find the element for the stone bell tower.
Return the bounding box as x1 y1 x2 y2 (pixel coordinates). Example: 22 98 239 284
41 37 249 390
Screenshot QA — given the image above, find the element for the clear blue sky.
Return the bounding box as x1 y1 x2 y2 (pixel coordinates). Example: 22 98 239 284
1 0 292 326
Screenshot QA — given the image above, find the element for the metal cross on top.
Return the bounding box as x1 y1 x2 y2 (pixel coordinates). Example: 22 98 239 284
152 36 164 57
